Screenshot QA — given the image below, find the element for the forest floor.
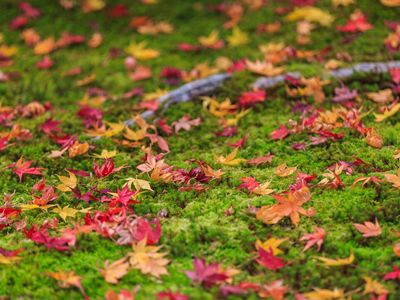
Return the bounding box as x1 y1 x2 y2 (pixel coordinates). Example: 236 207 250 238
1 0 400 299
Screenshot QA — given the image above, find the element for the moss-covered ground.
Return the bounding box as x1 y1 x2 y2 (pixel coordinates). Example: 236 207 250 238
0 0 400 299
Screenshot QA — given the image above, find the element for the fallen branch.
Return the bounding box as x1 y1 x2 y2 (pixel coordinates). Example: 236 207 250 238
252 60 400 89
124 60 400 127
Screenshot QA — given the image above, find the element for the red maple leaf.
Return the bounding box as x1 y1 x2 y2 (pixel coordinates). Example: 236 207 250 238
247 153 274 165
383 266 400 281
270 125 290 140
238 90 266 108
94 159 125 178
337 10 373 33
256 247 285 271
185 258 229 288
24 225 75 251
8 157 43 182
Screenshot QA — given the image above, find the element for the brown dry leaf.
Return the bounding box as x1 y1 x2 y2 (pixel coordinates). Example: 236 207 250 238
367 89 394 104
315 252 354 266
365 128 383 148
100 258 130 284
47 271 86 296
215 148 246 166
276 163 297 177
353 219 382 237
76 73 96 86
33 37 55 55
384 168 400 188
56 171 77 192
128 239 169 278
88 32 103 48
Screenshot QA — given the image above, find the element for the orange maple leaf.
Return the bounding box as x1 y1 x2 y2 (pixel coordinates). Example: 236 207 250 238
256 186 315 226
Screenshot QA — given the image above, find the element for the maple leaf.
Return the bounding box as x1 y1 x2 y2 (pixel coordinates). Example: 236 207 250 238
247 153 274 165
94 158 125 178
353 219 382 237
124 177 153 192
381 0 400 6
374 103 400 122
125 41 160 60
47 271 86 297
257 280 288 300
367 89 393 104
240 177 274 195
276 163 297 177
215 148 245 166
238 90 266 108
185 257 230 288
315 252 354 266
7 157 43 182
300 227 326 251
255 237 287 255
52 205 91 221
100 258 130 284
198 161 224 179
332 0 355 6
363 276 388 296
246 60 284 76
198 30 224 49
270 125 290 140
0 247 23 265
337 10 373 33
227 27 249 47
256 186 315 226
157 290 189 300
285 7 334 26
256 247 285 271
33 37 55 55
128 239 169 278
303 288 345 300
383 266 400 281
384 168 400 188
172 115 201 133
56 171 77 192
93 149 118 159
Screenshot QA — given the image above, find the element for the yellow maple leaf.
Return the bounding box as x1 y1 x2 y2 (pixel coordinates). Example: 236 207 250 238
0 45 18 57
286 7 334 27
124 127 146 141
93 149 118 159
75 73 96 87
128 239 169 278
315 252 354 266
19 204 55 211
303 288 346 300
125 178 153 191
125 42 160 60
363 276 388 295
255 237 287 255
0 254 22 265
374 103 400 122
104 122 125 137
57 171 77 192
198 30 220 47
381 0 400 6
227 27 249 47
52 206 91 221
215 148 246 166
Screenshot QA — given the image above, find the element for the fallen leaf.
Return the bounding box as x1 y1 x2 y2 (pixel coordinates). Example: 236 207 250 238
353 219 382 237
